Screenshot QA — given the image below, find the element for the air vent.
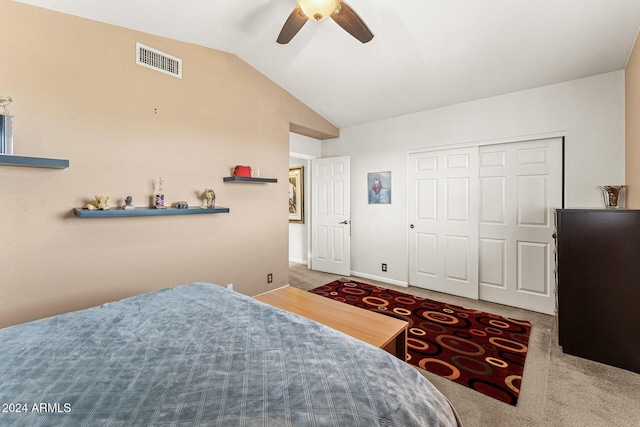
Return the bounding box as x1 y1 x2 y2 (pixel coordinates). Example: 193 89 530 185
136 43 182 78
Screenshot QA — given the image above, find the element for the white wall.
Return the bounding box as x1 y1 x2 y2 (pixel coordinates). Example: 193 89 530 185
321 71 625 286
289 133 322 264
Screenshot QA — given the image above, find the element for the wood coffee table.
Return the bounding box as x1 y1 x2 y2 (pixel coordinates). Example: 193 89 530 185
255 285 408 360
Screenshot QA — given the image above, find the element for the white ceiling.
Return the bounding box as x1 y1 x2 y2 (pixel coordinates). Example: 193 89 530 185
15 0 640 129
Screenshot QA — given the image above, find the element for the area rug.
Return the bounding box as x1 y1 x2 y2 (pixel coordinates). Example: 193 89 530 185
309 280 532 405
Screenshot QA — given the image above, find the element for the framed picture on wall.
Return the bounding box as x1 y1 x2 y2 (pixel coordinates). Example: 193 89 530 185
368 171 391 204
289 166 304 223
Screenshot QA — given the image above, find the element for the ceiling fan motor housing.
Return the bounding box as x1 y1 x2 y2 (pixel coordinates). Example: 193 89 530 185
297 0 341 21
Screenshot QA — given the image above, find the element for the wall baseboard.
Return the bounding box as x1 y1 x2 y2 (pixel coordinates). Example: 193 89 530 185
350 271 408 287
288 259 308 265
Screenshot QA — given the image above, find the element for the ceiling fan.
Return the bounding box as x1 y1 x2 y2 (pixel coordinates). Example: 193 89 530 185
277 0 374 44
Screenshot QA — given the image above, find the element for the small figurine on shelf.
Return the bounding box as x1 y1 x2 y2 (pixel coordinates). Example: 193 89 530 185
155 177 166 209
176 201 188 209
201 188 216 209
85 195 110 210
0 96 12 115
123 196 135 210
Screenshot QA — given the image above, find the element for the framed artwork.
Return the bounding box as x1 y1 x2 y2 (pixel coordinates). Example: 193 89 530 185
368 171 391 204
289 166 304 223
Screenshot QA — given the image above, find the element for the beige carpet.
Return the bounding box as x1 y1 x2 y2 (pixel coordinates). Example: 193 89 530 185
288 262 640 427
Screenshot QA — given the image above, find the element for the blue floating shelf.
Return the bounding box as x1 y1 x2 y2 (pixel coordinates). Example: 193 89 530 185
223 176 277 183
0 154 69 169
73 206 230 218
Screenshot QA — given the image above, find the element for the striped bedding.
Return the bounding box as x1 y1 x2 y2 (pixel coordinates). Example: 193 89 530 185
0 283 457 426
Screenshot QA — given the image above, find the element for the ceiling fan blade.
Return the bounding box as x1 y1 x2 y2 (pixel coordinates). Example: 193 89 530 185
331 2 374 43
277 7 308 44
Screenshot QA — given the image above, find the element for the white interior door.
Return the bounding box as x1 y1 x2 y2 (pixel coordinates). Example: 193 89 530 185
408 147 479 299
311 156 351 276
478 138 563 314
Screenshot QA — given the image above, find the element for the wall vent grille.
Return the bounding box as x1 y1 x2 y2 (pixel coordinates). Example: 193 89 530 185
136 43 182 78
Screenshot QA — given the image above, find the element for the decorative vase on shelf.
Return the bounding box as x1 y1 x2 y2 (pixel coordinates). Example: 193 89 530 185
0 115 12 155
155 177 166 209
600 185 626 209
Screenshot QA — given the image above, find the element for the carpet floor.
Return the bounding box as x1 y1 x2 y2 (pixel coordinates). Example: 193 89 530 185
289 262 640 427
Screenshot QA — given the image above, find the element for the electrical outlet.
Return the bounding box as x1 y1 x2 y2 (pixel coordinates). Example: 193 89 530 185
382 263 387 272
227 283 233 291
267 273 273 283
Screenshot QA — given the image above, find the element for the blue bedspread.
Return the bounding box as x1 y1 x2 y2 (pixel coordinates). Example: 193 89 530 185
0 283 457 426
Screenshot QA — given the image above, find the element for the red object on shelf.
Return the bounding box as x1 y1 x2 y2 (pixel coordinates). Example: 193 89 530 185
234 165 252 177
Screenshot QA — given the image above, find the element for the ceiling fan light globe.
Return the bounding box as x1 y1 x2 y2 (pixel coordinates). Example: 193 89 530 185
296 0 340 21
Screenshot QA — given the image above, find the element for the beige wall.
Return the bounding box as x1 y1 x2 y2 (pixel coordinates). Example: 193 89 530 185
0 2 338 327
626 32 640 208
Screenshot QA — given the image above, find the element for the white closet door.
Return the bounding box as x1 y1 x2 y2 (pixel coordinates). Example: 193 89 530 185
408 147 479 300
478 138 563 315
310 156 351 276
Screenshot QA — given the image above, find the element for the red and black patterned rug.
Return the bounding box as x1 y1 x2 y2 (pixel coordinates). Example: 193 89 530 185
309 280 532 405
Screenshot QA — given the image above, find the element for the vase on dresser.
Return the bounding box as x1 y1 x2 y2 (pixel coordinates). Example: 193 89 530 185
600 185 626 209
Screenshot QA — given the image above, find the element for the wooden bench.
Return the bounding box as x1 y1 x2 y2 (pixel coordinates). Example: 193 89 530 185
255 286 408 360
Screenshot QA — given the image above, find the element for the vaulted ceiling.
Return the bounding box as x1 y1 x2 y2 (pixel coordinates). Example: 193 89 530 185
15 0 640 129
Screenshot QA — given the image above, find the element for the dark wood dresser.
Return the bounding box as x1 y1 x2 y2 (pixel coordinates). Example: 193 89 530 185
555 209 640 373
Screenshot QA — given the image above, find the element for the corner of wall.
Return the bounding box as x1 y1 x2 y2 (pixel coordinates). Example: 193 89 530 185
625 30 640 208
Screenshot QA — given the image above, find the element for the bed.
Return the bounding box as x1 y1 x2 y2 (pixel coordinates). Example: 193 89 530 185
0 283 458 426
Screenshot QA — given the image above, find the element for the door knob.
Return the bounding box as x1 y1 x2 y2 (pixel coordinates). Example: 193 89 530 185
410 224 415 229
339 220 349 225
